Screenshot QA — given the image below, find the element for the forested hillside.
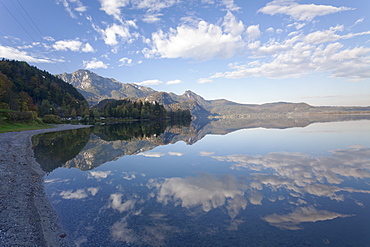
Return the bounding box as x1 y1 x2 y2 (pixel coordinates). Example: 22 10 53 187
0 59 89 118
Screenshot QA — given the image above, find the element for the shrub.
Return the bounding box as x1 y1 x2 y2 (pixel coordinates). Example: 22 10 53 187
8 111 37 122
42 114 62 124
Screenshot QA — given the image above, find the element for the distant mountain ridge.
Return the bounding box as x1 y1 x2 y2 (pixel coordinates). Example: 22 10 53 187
58 69 370 119
57 69 156 106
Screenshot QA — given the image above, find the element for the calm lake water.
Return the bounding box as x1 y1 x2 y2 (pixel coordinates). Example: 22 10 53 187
33 118 370 246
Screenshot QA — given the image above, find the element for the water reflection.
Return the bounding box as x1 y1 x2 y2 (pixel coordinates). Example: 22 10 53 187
37 117 370 246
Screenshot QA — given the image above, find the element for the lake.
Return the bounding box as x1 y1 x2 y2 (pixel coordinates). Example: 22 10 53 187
33 117 370 246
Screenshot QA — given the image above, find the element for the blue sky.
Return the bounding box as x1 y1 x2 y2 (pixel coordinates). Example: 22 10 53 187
1 0 369 106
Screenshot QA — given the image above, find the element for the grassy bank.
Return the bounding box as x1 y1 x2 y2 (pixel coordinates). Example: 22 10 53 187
0 122 52 133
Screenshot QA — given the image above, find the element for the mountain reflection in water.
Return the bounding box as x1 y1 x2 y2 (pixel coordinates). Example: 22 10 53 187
35 116 370 246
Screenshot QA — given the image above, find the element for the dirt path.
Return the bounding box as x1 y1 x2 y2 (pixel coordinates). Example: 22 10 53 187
0 124 91 246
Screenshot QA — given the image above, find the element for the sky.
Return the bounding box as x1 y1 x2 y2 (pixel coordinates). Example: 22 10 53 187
0 0 370 106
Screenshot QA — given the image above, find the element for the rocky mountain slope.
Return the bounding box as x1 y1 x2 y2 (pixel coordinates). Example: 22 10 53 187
57 69 156 106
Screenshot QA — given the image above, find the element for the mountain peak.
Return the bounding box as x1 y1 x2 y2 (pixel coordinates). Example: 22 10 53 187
182 90 210 109
144 92 176 105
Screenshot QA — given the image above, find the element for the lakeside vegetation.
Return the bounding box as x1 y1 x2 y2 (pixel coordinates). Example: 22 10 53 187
0 60 191 133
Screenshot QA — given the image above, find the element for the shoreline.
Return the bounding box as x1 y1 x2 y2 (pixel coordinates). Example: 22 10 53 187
0 124 92 246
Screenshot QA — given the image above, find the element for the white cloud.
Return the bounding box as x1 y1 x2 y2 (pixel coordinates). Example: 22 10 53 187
81 43 95 52
60 189 88 199
222 0 240 12
197 78 213 84
212 27 370 81
119 57 133 66
135 79 163 86
109 193 136 213
246 25 261 41
89 170 112 179
166 79 182 85
132 0 179 12
53 40 81 51
154 174 247 214
199 151 215 156
83 58 109 69
43 36 55 42
142 13 163 23
57 0 87 18
304 26 370 45
168 152 184 156
258 0 353 22
87 187 99 196
137 151 165 157
99 0 129 20
99 0 178 21
53 39 95 53
223 11 244 36
94 22 137 46
0 45 54 63
262 206 353 230
144 12 245 61
276 28 283 34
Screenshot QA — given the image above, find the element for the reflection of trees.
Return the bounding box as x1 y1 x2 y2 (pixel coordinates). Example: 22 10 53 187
33 120 192 171
32 127 91 172
93 121 169 141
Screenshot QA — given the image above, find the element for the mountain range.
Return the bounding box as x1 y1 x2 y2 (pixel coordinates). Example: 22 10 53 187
58 69 370 119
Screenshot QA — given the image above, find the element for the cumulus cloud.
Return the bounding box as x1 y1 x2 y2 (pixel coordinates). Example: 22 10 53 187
59 187 99 199
212 27 370 81
53 39 95 52
246 25 261 41
93 22 138 47
168 152 184 156
60 189 88 199
166 79 182 85
137 151 165 157
153 174 247 215
89 170 112 179
109 193 136 213
119 57 133 66
83 58 109 69
210 146 370 201
258 0 353 22
222 0 240 12
98 0 128 20
144 12 245 61
197 78 213 84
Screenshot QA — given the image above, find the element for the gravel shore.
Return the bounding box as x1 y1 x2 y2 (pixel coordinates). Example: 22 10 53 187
0 124 92 247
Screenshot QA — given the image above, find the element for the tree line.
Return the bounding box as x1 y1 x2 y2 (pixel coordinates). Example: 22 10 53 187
91 99 192 120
